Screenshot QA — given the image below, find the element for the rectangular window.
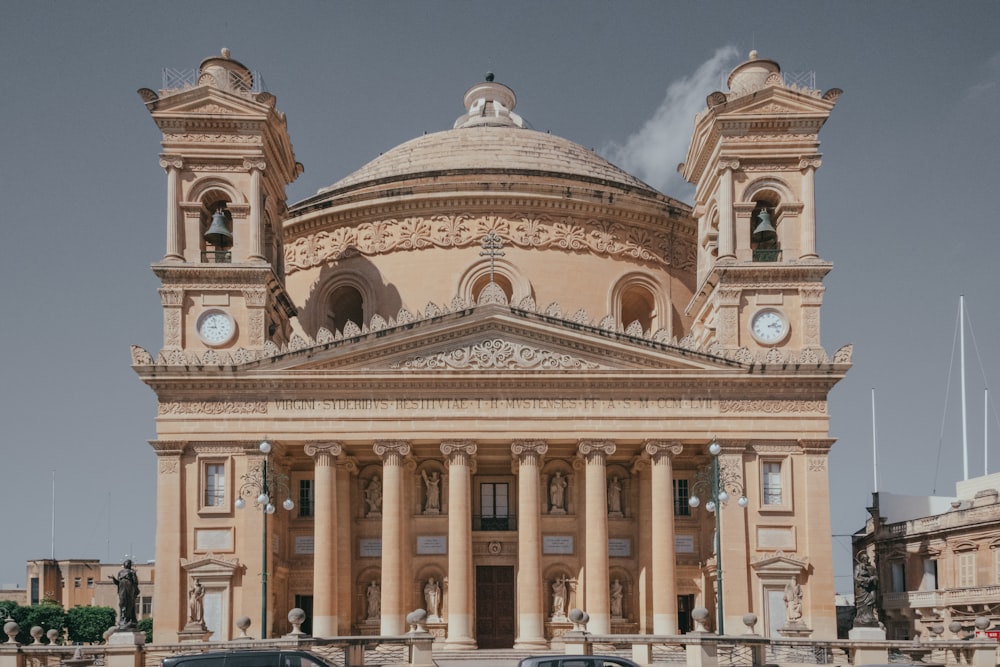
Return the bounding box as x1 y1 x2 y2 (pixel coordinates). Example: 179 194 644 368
890 562 906 592
74 577 81 588
141 596 152 616
87 577 94 588
299 479 315 518
920 559 937 591
673 479 690 516
30 578 39 605
958 552 976 588
762 462 783 505
204 463 226 507
479 483 510 530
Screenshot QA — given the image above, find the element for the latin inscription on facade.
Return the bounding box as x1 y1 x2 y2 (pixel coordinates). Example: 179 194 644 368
359 538 382 558
608 538 632 558
295 536 315 555
543 535 574 554
416 536 447 554
675 534 695 553
272 397 721 414
195 528 233 552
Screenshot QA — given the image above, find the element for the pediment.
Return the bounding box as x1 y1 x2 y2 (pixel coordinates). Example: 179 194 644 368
273 308 731 373
151 86 270 118
720 86 835 118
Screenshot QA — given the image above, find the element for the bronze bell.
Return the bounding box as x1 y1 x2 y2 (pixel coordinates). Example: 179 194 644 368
752 209 777 239
204 209 233 247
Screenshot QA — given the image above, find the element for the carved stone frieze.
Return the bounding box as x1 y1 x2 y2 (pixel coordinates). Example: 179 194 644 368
163 132 260 144
164 309 182 348
159 288 184 307
159 459 179 474
719 400 827 414
284 213 696 274
808 457 827 472
158 400 268 415
389 338 604 371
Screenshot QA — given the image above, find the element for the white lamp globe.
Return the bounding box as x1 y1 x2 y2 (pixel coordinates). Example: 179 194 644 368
258 492 269 505
266 503 276 514
283 498 295 511
738 496 749 508
718 490 729 504
259 440 272 454
688 496 700 508
235 498 246 510
708 441 722 456
705 500 716 513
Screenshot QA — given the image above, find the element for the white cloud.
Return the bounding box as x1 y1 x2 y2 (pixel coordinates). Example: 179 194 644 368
602 46 739 197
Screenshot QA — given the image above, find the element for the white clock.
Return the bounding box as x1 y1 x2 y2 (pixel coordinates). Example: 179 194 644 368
196 309 236 346
750 308 789 345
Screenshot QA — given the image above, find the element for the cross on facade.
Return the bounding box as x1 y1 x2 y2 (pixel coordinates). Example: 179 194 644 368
479 231 505 283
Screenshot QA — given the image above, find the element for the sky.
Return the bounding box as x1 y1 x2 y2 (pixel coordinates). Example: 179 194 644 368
1 1 998 595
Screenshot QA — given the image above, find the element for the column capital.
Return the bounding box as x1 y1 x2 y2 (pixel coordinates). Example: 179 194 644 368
798 157 822 171
374 440 411 463
718 158 740 172
243 158 268 172
305 441 343 465
511 440 548 463
577 439 615 462
159 154 183 170
441 440 477 465
644 440 683 463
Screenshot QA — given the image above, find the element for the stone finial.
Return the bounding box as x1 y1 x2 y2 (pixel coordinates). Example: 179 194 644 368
406 609 429 634
286 608 307 637
692 607 710 633
3 618 18 643
742 612 759 634
30 626 43 644
235 616 252 638
568 608 589 632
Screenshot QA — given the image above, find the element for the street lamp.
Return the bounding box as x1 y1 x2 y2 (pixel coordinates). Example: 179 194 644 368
236 440 294 638
688 439 748 635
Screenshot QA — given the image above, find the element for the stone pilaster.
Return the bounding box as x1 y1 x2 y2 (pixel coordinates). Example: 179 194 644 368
441 440 477 648
305 442 342 637
511 440 548 649
150 441 186 644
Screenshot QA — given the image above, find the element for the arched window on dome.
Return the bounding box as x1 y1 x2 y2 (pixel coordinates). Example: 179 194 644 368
471 273 514 304
328 284 365 333
612 274 666 337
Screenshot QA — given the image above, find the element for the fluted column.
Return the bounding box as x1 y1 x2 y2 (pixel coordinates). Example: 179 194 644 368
646 440 683 634
305 442 342 637
512 440 548 649
245 160 266 262
717 160 739 259
442 440 477 648
578 439 615 633
374 440 411 635
799 158 821 259
160 156 184 261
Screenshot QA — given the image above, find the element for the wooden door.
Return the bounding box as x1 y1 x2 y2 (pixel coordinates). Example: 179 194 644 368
475 565 515 648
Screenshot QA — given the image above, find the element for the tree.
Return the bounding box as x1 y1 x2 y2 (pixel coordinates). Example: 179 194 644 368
25 601 66 644
137 617 153 643
66 606 116 644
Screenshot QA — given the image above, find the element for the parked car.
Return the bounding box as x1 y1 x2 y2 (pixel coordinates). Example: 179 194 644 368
161 650 336 667
516 657 642 667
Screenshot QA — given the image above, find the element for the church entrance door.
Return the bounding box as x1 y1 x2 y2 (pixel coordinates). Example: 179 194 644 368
475 565 515 648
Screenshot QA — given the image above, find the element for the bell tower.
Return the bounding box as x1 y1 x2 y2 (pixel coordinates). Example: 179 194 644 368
138 49 302 353
680 51 841 356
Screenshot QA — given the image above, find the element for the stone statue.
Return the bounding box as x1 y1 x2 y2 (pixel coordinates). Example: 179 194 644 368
365 476 383 516
109 559 140 631
853 553 879 626
610 578 624 618
424 577 441 619
421 470 441 513
608 476 622 514
549 472 567 512
366 581 381 619
188 579 206 624
783 580 803 623
551 576 567 617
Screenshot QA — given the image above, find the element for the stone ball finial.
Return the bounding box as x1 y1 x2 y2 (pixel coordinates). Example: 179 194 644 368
287 608 305 625
742 612 758 634
975 616 990 630
406 608 428 634
236 615 252 639
30 626 43 644
46 628 59 643
749 50 758 60
949 620 963 635
692 607 710 633
4 619 18 643
221 48 231 59
930 623 944 636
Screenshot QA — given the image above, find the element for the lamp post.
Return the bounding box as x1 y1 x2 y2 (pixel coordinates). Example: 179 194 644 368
688 440 748 635
236 440 294 639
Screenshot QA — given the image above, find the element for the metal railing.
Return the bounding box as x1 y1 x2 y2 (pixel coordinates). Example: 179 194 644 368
472 514 517 531
161 68 265 94
201 250 232 264
752 248 781 262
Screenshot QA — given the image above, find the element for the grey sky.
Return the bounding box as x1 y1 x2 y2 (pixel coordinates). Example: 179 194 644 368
1 1 998 594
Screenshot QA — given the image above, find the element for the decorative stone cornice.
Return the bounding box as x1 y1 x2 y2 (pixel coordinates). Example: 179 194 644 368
720 400 826 414
390 339 603 371
158 400 268 415
284 213 697 275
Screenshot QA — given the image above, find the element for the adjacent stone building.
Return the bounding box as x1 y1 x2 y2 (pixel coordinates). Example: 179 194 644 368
133 49 849 646
853 472 1000 639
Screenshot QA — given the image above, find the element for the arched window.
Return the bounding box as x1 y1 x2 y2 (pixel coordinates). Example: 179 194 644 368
751 198 780 262
471 272 514 304
328 285 364 333
620 284 656 334
612 274 665 336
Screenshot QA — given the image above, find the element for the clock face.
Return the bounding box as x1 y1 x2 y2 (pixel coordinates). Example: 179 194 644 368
750 308 789 345
196 309 236 346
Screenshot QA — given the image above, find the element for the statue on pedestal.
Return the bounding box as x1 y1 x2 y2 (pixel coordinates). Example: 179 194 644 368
424 577 441 619
110 559 140 631
853 553 879 627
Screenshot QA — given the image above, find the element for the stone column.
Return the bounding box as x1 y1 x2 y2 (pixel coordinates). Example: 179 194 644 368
160 156 183 261
150 441 185 644
512 440 548 649
336 457 357 634
646 440 683 634
798 158 821 259
578 440 615 633
717 160 739 260
245 160 266 262
442 440 477 648
374 440 411 635
305 442 342 637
